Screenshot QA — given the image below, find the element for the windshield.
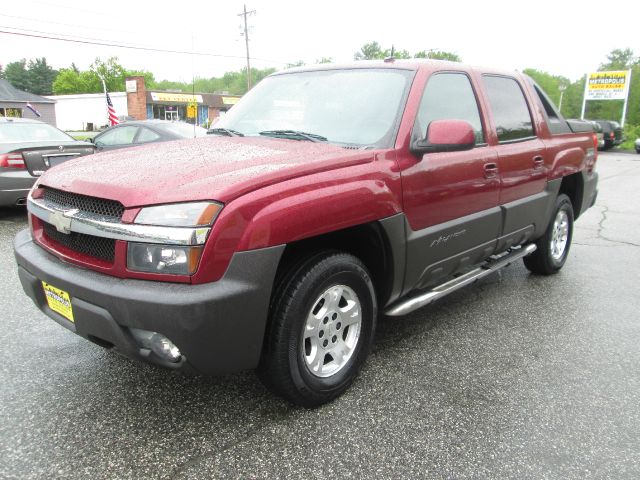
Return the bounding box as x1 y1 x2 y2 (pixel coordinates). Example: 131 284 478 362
157 122 207 138
214 68 414 148
0 122 73 143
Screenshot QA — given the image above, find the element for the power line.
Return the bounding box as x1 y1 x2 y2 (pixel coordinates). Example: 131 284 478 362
0 13 138 35
0 27 289 65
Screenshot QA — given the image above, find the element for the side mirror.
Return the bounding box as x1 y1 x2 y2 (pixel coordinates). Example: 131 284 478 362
411 119 476 156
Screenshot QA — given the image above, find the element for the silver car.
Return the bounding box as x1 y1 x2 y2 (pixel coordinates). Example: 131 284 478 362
0 118 94 207
635 138 640 154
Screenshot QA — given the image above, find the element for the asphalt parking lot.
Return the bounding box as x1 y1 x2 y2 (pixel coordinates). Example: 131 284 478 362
1 151 639 479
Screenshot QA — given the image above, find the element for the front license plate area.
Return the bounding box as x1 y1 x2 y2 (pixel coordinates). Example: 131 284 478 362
42 281 74 322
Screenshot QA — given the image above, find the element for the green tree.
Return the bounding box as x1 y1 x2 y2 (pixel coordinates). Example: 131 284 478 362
354 42 385 60
52 57 156 94
286 60 306 68
26 58 57 95
52 68 85 94
4 59 29 91
522 69 574 113
155 66 276 96
414 50 462 62
316 57 333 64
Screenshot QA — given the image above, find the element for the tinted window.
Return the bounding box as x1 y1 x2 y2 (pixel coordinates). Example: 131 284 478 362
96 126 139 146
416 73 484 144
532 84 570 135
483 76 534 142
137 127 161 143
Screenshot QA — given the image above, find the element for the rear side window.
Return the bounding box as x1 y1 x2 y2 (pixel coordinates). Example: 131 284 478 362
415 73 485 144
96 126 139 146
483 76 535 142
137 127 161 143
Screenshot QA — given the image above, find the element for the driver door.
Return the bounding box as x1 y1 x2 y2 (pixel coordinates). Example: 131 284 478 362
400 72 501 291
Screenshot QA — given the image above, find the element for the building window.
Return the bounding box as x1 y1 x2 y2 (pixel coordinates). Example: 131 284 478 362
0 108 22 118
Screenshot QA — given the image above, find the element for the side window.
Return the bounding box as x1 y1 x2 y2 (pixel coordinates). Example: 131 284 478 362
96 126 139 146
482 76 534 142
416 73 485 144
531 83 571 135
137 127 161 143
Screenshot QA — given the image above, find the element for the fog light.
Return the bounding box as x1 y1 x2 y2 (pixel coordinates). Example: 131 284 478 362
130 328 182 363
150 333 181 363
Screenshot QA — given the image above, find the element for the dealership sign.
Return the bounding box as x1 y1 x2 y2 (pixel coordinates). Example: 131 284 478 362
581 70 632 126
585 71 631 100
150 92 203 103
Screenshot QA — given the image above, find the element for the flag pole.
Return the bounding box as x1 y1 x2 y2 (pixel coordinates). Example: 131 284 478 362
99 75 109 125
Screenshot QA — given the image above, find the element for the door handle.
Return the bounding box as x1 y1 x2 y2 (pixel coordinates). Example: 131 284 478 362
483 162 499 178
533 155 544 168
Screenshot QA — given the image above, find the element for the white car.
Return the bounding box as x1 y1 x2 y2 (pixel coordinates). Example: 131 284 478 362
635 138 640 154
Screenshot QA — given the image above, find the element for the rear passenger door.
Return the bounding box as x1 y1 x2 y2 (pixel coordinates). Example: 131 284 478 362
482 75 547 249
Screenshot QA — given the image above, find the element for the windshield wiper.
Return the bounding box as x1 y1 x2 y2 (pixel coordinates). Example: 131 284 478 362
207 127 244 137
259 130 327 143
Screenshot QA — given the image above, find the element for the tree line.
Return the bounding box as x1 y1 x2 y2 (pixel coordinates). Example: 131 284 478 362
1 44 638 129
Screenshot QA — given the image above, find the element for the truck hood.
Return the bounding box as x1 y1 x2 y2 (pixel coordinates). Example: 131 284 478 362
38 136 374 207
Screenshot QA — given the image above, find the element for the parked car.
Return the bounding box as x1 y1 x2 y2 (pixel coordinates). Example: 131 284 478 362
635 138 640 154
588 120 605 150
92 120 207 151
15 60 599 406
593 120 624 150
0 117 94 207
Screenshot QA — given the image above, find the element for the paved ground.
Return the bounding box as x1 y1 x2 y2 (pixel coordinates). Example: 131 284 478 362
1 152 639 479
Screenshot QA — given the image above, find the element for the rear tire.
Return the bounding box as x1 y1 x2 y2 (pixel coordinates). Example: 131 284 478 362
524 194 574 275
258 252 377 407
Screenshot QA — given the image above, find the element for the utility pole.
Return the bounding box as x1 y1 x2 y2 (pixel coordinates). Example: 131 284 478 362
238 4 255 91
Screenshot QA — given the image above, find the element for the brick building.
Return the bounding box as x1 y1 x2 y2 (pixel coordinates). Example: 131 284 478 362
125 76 240 127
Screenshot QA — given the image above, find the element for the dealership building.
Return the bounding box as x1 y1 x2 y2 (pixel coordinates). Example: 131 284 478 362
44 76 240 131
126 76 240 125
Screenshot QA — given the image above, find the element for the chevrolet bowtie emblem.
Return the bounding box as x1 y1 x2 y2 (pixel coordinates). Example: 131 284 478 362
50 208 79 234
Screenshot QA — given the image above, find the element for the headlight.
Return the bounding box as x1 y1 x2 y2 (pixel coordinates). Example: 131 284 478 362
127 243 203 275
135 201 222 227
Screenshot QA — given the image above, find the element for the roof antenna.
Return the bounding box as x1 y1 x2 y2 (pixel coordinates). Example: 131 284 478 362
384 45 396 63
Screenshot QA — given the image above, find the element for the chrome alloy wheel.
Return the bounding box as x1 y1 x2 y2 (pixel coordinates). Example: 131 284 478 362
550 209 569 261
303 285 362 378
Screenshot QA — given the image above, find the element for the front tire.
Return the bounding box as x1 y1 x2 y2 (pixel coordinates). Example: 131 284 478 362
524 194 574 275
258 252 377 407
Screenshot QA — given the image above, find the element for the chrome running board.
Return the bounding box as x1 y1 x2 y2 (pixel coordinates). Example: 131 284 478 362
385 244 537 317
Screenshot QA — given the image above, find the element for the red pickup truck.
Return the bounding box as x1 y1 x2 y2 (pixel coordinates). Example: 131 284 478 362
15 60 598 406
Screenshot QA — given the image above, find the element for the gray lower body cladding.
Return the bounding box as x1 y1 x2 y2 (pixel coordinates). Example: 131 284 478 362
381 180 564 296
14 229 284 375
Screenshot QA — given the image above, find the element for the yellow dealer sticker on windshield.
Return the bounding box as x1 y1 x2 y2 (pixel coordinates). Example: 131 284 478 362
42 281 74 322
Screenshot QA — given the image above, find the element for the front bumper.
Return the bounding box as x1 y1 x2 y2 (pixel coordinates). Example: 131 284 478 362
14 229 284 375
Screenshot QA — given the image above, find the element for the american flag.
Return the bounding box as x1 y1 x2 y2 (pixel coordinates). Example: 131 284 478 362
106 92 119 126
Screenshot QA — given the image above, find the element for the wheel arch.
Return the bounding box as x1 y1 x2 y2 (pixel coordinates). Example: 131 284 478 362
271 215 406 312
559 172 585 219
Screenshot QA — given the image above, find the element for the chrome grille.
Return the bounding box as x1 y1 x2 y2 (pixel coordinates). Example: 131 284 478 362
42 187 124 222
43 222 116 262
